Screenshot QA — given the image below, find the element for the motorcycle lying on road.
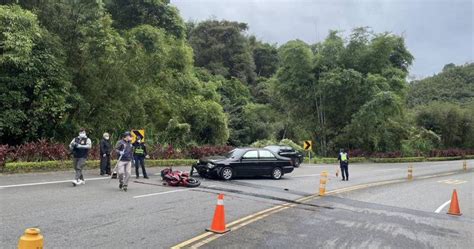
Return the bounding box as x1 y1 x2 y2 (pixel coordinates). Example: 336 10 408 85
161 168 201 188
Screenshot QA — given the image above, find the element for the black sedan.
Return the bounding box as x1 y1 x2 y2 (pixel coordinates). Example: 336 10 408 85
264 145 304 167
192 148 294 180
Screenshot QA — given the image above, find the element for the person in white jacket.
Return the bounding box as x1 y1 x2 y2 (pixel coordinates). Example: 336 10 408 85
69 128 92 186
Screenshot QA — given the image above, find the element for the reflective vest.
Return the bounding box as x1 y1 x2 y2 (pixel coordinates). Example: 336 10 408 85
340 153 348 162
135 148 144 155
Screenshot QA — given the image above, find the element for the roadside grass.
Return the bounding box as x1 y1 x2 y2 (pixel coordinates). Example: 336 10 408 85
304 156 473 164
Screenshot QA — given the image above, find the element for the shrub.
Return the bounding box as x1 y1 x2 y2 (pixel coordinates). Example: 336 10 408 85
0 145 9 171
348 149 367 158
146 144 186 159
7 139 70 162
428 148 474 157
187 145 234 159
370 151 402 158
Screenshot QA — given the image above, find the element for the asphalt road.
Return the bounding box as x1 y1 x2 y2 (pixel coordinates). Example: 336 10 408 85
0 160 472 248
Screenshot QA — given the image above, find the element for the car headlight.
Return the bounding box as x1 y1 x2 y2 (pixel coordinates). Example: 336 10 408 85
207 163 215 169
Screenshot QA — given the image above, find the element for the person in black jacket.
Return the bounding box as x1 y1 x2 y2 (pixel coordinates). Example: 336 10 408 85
99 132 112 176
69 128 92 186
133 137 148 179
115 131 134 191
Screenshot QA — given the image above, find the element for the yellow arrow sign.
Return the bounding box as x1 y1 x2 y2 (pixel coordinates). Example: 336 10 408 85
304 140 312 151
131 129 145 143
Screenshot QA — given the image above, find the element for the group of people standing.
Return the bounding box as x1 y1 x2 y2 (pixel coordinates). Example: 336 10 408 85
69 129 149 191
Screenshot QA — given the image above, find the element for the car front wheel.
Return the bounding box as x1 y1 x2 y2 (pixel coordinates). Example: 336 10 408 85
293 158 301 167
220 167 233 180
271 167 283 180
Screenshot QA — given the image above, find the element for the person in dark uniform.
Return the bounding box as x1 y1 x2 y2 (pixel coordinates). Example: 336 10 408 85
99 132 112 176
133 137 148 179
69 128 92 186
337 149 349 181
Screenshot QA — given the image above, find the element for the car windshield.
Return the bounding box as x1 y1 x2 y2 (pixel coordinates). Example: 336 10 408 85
225 149 245 159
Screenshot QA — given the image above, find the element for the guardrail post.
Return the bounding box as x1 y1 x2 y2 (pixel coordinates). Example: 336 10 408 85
319 171 328 196
408 165 413 180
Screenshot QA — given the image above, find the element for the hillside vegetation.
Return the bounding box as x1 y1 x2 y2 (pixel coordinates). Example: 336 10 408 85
1 1 472 157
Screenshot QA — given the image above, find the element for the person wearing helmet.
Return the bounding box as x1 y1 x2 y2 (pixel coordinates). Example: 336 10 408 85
337 148 349 181
115 131 134 191
99 132 112 176
69 128 92 186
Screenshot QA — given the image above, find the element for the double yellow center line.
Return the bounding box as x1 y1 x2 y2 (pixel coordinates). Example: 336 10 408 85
172 170 462 248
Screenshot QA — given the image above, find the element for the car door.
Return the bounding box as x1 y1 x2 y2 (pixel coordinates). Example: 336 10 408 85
258 149 277 175
239 150 259 176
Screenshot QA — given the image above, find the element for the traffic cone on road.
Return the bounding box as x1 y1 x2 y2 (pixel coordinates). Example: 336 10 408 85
447 189 462 216
206 193 230 234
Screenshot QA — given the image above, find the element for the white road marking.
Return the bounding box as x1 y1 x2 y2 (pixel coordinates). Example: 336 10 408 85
291 174 321 178
133 189 189 198
435 200 451 213
0 177 109 189
437 179 468 185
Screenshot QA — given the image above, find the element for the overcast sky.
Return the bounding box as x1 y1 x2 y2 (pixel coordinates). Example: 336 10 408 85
171 0 473 78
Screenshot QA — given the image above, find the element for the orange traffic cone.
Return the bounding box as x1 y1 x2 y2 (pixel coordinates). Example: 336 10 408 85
447 189 462 216
206 193 230 234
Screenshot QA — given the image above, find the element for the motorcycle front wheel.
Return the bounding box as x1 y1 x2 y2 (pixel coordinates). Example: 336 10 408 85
185 178 201 188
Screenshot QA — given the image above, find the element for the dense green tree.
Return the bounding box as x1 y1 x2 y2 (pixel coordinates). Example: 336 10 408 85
344 92 406 152
1 2 470 153
106 0 185 39
251 41 279 78
0 5 72 144
413 101 474 148
408 63 474 107
274 30 414 155
188 20 256 84
239 103 279 145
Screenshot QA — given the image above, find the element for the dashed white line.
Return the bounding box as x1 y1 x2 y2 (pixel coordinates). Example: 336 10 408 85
0 177 109 189
435 200 451 213
133 189 190 198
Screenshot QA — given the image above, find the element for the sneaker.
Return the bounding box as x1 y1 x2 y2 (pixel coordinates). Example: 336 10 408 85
80 179 85 185
136 176 139 179
119 183 123 190
72 179 79 186
123 185 128 192
144 176 149 179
